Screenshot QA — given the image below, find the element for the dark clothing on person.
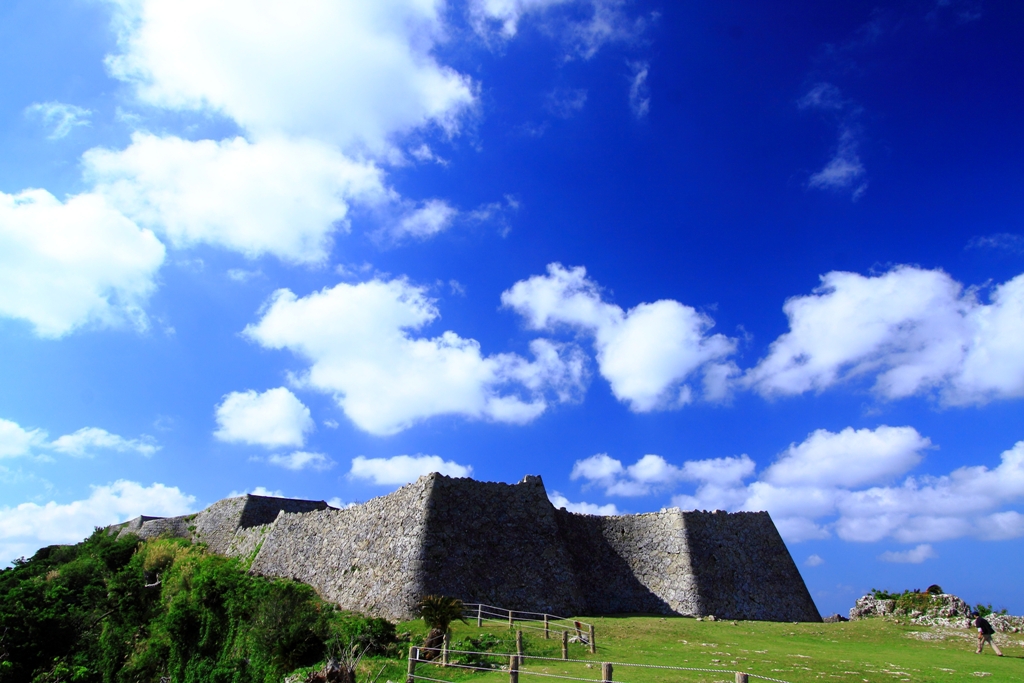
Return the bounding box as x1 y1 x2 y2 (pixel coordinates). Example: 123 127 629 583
975 617 995 635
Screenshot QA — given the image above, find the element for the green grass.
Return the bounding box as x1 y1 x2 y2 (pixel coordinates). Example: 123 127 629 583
363 615 1023 683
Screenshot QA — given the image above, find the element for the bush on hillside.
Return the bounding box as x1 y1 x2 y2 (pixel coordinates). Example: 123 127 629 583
0 529 396 683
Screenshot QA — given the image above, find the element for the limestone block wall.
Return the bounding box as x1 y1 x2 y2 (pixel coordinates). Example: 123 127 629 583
248 478 433 621
109 474 820 623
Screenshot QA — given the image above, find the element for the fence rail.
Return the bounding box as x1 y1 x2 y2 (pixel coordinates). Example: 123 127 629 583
462 603 596 653
406 644 791 683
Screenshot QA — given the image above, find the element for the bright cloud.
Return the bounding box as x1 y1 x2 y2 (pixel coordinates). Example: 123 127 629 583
349 454 472 485
762 426 930 489
0 419 46 458
214 387 314 449
244 278 587 435
798 83 867 198
746 267 1024 405
86 134 387 264
503 263 736 411
571 452 751 498
878 544 936 564
662 427 1024 546
105 0 475 153
50 427 159 457
0 189 165 338
805 554 825 567
388 199 459 240
548 491 619 515
628 60 650 118
0 481 196 564
267 451 334 471
24 101 93 139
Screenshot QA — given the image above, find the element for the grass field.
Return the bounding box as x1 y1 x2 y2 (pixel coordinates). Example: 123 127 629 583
357 616 1023 683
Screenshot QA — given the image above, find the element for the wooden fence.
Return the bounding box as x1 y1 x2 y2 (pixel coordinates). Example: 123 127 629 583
462 603 597 654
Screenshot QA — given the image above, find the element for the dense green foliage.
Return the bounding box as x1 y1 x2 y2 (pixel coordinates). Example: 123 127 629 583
869 587 1008 617
0 530 396 683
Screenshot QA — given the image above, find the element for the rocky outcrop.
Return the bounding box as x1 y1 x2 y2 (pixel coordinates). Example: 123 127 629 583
849 592 1023 632
110 473 821 623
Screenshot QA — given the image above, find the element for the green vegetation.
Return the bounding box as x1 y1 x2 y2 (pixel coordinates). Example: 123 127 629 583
869 587 1009 618
417 595 468 658
2 536 1019 683
0 530 396 682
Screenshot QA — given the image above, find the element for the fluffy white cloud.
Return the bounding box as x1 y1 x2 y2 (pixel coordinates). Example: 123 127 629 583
268 451 334 471
0 189 165 338
388 199 458 241
878 544 936 564
0 419 46 458
762 426 930 489
571 452 752 498
50 427 159 457
105 0 475 152
24 101 92 139
746 267 1024 405
214 387 314 448
0 481 196 563
548 491 619 515
662 427 1024 546
86 134 387 264
349 454 472 485
244 278 586 435
805 554 824 567
503 264 736 411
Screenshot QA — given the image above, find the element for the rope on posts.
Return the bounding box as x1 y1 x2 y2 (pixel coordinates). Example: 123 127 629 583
406 647 418 683
589 624 596 653
509 654 519 683
561 630 568 660
601 663 612 683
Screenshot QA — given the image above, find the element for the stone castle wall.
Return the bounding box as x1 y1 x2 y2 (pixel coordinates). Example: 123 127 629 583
110 474 820 623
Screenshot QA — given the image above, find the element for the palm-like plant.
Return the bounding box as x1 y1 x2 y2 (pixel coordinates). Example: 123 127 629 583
417 596 467 660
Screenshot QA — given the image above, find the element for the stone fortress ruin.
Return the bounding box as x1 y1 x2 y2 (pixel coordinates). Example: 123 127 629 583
111 473 821 623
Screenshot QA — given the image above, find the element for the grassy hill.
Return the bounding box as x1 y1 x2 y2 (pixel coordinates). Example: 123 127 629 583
2 531 1019 683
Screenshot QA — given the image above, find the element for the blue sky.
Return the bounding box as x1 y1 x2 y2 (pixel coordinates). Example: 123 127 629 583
1 0 1023 617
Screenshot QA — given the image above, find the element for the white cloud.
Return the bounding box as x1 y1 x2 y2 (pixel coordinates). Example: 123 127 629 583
267 451 334 471
85 134 387 264
746 267 1024 405
50 427 159 457
797 83 844 111
388 199 458 240
0 189 165 338
470 0 646 59
349 454 472 485
571 452 749 498
878 544 936 564
243 278 586 435
663 427 1024 546
0 419 47 458
503 263 736 411
214 387 314 449
105 0 476 153
548 491 619 515
763 426 930 489
24 101 93 139
805 554 825 567
628 61 650 118
0 480 196 563
808 126 866 194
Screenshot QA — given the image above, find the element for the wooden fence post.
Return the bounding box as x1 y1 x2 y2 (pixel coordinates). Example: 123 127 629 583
601 663 613 683
544 614 549 639
589 624 596 653
508 608 514 629
442 632 450 667
516 630 523 667
735 674 748 683
561 630 568 660
477 604 483 628
406 647 418 683
509 654 519 683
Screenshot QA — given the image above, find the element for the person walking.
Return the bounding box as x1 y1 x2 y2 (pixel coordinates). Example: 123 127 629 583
973 612 1003 656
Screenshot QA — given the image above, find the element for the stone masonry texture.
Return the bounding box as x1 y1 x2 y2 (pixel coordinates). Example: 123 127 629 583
109 474 820 623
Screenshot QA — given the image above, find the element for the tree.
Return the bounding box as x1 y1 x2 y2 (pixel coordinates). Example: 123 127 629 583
417 596 467 660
